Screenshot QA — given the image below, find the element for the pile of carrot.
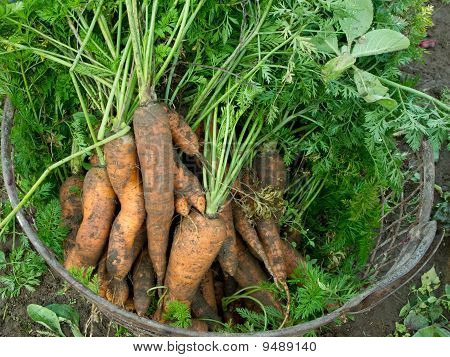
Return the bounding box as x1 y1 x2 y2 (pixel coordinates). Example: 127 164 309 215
60 107 303 330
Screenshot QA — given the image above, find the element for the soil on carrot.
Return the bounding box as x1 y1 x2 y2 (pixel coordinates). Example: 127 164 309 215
0 1 448 337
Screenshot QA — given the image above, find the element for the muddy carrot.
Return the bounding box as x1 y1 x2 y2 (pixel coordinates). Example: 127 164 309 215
132 249 155 316
133 102 174 287
200 269 217 313
59 176 84 258
64 166 116 270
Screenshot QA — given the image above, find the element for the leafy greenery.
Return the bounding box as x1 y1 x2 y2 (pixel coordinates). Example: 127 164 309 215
0 235 46 299
163 300 192 328
67 266 100 294
391 267 449 337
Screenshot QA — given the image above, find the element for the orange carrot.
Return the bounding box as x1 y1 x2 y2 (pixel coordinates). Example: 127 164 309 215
232 201 272 275
253 144 286 193
97 251 108 298
173 156 205 214
217 202 238 277
254 146 290 325
163 210 227 307
105 133 146 281
200 269 217 313
192 290 222 330
167 111 200 157
133 102 174 287
124 299 135 312
255 219 287 286
132 249 155 316
59 176 83 258
174 195 190 217
105 225 146 305
64 166 116 270
189 319 209 332
280 239 304 276
106 278 129 307
234 237 281 310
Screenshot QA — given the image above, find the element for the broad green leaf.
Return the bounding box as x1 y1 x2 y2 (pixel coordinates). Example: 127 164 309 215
399 302 410 318
404 311 429 331
46 304 80 326
445 284 450 299
338 0 373 44
429 305 443 323
27 304 65 337
322 53 356 81
46 304 83 337
311 33 339 54
352 29 410 57
413 325 450 337
353 69 397 109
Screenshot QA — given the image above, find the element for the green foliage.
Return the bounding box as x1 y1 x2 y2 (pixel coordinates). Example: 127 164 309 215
163 300 192 328
113 323 134 337
391 267 449 337
220 260 362 332
67 266 99 295
0 236 46 299
35 199 68 260
27 303 83 337
288 261 361 322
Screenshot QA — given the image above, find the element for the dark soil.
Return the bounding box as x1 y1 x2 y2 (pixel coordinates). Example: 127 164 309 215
0 1 448 337
0 270 112 337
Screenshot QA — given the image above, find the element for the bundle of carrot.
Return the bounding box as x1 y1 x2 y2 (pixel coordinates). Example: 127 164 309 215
10 0 298 330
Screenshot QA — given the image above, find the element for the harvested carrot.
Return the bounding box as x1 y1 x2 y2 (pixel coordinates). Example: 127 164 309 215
174 195 190 216
133 102 174 287
254 147 290 326
168 111 200 157
255 219 287 286
253 143 286 192
105 224 147 305
232 202 272 275
200 269 217 313
189 319 209 332
59 176 83 257
173 156 205 214
105 133 146 281
280 239 304 276
97 251 108 298
64 166 116 270
130 224 147 263
234 238 280 310
163 210 227 307
217 202 238 276
124 299 135 312
106 278 129 307
132 249 155 316
192 290 222 329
